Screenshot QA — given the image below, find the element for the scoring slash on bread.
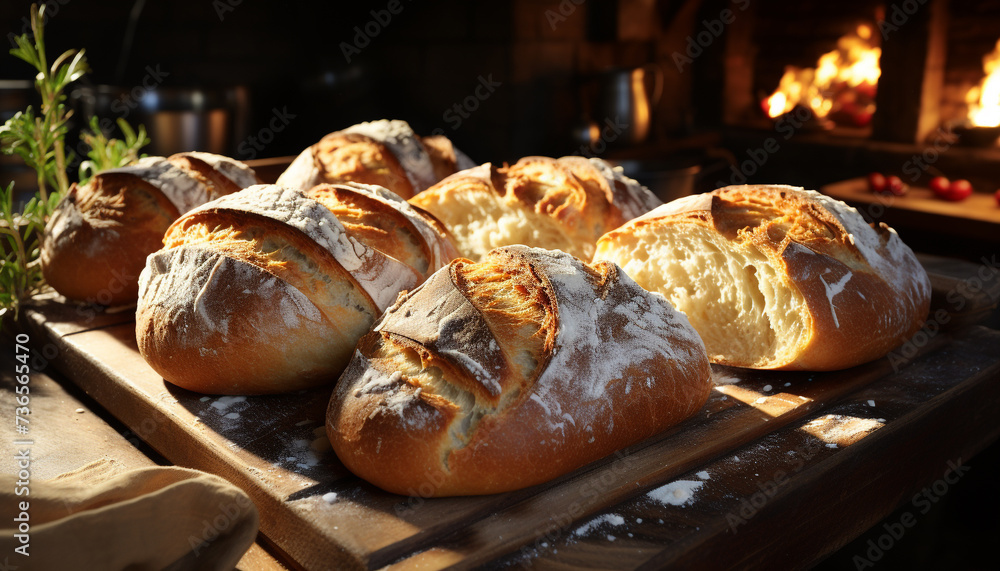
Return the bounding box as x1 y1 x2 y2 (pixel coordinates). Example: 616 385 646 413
594 185 932 371
409 156 663 262
136 183 459 395
41 152 260 306
276 119 476 200
327 245 711 496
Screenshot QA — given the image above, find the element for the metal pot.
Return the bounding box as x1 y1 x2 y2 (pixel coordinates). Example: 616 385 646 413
595 65 664 146
71 84 249 156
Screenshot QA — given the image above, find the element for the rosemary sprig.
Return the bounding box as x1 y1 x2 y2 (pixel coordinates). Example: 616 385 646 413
1 2 89 202
78 116 151 185
0 3 148 324
0 182 60 321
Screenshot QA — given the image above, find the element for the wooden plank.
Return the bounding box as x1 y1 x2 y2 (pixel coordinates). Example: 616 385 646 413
0 332 292 570
821 177 1000 254
17 260 999 570
19 291 137 337
244 156 295 185
822 177 1000 226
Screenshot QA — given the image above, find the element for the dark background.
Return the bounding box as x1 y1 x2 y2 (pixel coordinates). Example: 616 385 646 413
3 0 1000 176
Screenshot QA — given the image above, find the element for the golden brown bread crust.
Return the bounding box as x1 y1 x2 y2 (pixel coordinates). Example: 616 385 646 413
41 154 259 305
275 120 473 200
306 183 460 277
167 152 261 199
594 185 932 370
137 245 366 395
41 176 179 305
419 134 475 181
137 183 459 395
409 156 662 261
315 132 416 196
327 246 711 496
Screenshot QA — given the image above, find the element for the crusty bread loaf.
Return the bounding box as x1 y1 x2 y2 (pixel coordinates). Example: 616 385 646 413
41 153 259 306
326 245 711 496
136 183 459 395
594 185 932 371
408 156 662 261
276 120 475 199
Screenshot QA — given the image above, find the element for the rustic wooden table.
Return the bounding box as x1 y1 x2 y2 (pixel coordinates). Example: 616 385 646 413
5 253 999 570
0 329 290 570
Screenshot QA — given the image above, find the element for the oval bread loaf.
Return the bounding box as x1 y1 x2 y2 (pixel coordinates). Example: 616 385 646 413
327 245 711 496
276 119 475 199
408 156 662 261
136 183 459 395
593 185 932 371
41 153 259 306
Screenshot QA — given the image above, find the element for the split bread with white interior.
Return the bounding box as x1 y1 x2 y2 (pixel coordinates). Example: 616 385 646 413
593 185 931 371
41 152 260 306
409 156 662 261
276 119 476 199
327 245 711 496
136 183 459 395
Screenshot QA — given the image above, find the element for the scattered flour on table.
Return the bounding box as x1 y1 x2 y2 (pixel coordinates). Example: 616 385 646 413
322 492 338 504
574 514 625 537
696 471 710 480
284 438 323 470
210 396 246 411
647 480 705 507
712 373 741 385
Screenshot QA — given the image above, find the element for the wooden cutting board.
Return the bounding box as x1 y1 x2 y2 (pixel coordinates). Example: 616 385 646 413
16 257 1000 570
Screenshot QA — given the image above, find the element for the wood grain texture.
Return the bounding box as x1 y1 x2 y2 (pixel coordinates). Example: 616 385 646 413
821 178 1000 226
0 329 291 571
14 259 1000 570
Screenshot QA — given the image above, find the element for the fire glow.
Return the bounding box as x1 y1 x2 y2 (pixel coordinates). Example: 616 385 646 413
763 24 881 126
965 39 1000 127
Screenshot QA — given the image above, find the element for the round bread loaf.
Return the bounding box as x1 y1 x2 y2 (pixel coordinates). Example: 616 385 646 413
327 245 711 496
276 119 475 199
136 183 459 395
41 153 259 306
593 185 932 371
408 156 662 261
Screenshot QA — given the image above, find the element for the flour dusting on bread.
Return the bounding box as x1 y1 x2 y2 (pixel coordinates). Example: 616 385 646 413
343 120 437 192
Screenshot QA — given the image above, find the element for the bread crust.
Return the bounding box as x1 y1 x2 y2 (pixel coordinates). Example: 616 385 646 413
167 152 261 199
137 245 357 394
327 246 711 496
595 185 932 370
409 156 662 261
137 183 458 395
41 154 258 305
41 176 179 305
275 120 471 199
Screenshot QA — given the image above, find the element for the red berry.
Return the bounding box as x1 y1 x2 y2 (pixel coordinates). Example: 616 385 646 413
995 189 1000 207
943 179 973 202
886 175 907 196
929 176 951 197
867 172 887 193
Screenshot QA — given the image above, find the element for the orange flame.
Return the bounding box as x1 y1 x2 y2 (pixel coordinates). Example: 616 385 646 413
966 39 1000 127
764 24 881 124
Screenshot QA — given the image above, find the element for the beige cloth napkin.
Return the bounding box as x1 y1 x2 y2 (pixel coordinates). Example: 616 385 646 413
0 460 259 570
